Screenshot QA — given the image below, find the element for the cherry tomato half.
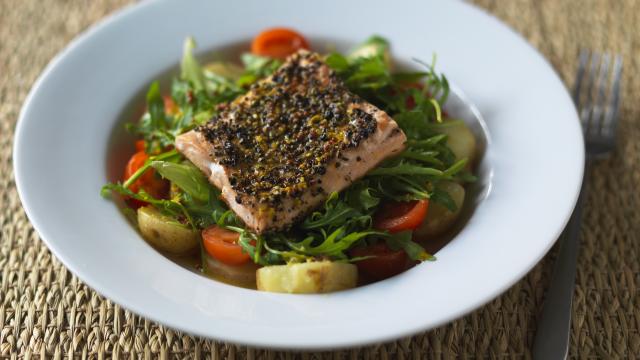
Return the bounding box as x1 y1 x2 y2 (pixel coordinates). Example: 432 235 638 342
251 28 310 59
134 140 146 152
374 199 429 233
202 226 251 266
122 150 169 208
350 242 409 281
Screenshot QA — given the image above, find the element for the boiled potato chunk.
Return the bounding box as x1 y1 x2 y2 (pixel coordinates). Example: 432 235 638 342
257 261 358 294
439 121 477 164
137 206 199 254
415 182 466 238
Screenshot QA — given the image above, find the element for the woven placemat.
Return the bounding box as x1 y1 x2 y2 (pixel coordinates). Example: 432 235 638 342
1 0 638 358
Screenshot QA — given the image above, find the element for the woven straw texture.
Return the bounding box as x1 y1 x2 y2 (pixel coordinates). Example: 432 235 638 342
1 0 638 358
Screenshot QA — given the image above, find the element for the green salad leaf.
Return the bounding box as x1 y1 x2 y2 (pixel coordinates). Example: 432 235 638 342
348 35 390 65
151 161 210 203
386 231 435 261
286 228 383 260
237 54 282 87
181 37 206 91
101 183 193 226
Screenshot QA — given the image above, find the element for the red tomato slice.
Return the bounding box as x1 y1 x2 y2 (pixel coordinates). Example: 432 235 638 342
251 28 310 59
122 150 169 208
350 243 408 281
202 226 251 266
134 140 146 152
124 151 151 193
374 199 429 233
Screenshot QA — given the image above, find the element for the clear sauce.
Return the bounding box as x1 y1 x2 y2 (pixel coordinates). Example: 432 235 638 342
165 250 258 289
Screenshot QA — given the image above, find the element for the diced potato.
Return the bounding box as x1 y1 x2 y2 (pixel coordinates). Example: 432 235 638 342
415 181 466 238
257 261 358 294
203 253 258 288
439 121 477 164
204 61 244 80
137 206 199 254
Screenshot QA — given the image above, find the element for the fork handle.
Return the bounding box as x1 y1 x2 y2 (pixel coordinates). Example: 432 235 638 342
532 170 586 360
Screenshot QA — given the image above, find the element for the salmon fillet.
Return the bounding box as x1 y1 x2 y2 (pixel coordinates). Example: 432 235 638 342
175 50 406 234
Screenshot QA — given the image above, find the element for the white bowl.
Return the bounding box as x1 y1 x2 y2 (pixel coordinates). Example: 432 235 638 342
13 0 583 349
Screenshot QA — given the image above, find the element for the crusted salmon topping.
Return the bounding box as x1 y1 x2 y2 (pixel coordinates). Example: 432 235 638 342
197 51 379 208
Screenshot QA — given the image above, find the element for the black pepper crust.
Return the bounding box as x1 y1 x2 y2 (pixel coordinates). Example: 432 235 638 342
197 50 377 211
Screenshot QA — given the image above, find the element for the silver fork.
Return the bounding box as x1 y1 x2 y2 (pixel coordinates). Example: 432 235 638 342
532 51 623 360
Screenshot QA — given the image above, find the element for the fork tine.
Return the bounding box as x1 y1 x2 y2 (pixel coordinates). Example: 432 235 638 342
602 55 623 138
573 50 589 105
590 53 610 136
579 52 601 132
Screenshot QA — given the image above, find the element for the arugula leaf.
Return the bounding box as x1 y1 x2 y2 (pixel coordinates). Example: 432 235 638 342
368 163 444 177
241 53 278 73
413 56 450 104
146 81 166 129
262 235 308 263
237 54 282 87
180 37 206 91
101 183 194 226
393 111 434 140
345 56 391 89
121 150 180 189
391 71 429 84
348 36 390 61
371 175 430 201
429 186 458 212
325 53 349 72
443 158 468 177
406 134 448 147
286 227 383 259
386 231 435 261
151 161 210 203
302 192 361 230
344 182 380 211
327 50 392 92
399 150 443 166
125 82 175 152
235 231 280 265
